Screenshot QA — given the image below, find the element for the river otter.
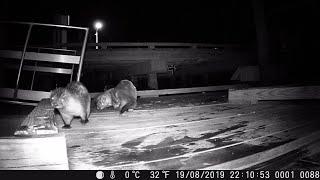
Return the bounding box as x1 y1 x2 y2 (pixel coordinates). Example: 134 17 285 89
96 80 137 114
50 81 91 129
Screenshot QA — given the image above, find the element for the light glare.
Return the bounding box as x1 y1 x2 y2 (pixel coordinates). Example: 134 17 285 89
94 21 103 30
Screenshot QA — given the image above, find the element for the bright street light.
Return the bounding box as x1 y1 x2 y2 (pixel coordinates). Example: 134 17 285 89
94 21 103 30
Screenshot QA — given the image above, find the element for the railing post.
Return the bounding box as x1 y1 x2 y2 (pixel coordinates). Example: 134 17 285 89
76 28 89 82
14 24 33 98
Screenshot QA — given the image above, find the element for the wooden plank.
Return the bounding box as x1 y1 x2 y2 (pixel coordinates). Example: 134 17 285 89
5 64 73 74
91 84 245 98
67 122 319 170
0 88 50 101
201 130 320 170
229 86 320 104
0 99 37 106
0 50 80 64
0 134 69 170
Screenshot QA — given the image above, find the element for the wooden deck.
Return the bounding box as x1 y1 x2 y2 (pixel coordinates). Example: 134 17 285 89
1 91 320 170
58 93 320 170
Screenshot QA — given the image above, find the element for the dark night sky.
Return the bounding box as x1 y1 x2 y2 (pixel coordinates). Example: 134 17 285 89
0 0 318 44
1 0 258 43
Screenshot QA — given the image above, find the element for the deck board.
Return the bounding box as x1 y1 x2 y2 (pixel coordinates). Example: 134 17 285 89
61 98 320 169
0 134 69 170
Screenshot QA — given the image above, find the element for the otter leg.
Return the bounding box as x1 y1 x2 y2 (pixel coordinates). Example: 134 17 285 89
80 111 89 124
83 97 91 124
61 113 73 129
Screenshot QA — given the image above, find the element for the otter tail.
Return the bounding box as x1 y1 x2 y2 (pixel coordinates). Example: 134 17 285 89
120 98 136 114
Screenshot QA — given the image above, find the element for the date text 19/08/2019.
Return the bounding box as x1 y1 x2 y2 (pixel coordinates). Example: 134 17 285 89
93 170 320 179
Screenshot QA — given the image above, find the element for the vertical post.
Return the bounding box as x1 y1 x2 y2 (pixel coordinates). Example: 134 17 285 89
14 24 33 98
252 0 270 82
76 28 89 82
61 15 69 49
70 65 74 82
95 30 98 49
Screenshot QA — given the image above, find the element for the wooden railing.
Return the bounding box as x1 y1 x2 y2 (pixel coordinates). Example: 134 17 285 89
0 21 89 103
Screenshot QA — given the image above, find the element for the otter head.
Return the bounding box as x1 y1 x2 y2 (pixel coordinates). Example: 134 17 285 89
50 88 68 109
96 92 112 110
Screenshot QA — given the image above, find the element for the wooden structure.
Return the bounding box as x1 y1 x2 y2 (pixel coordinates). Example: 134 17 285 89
0 134 69 170
0 21 89 103
65 42 255 90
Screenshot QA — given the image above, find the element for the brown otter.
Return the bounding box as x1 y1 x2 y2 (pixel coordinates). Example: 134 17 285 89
96 80 137 114
50 81 91 129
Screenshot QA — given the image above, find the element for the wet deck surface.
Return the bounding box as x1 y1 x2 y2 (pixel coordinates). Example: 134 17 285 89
1 91 320 170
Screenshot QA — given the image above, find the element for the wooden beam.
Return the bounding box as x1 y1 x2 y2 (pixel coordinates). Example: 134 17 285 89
229 86 320 104
84 48 244 62
0 50 80 64
5 64 73 74
0 134 68 170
